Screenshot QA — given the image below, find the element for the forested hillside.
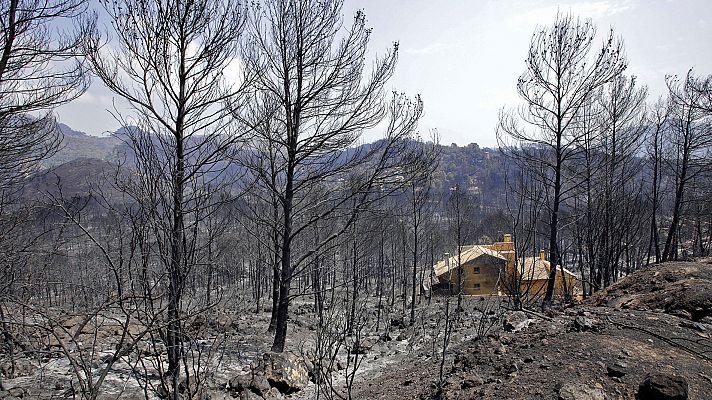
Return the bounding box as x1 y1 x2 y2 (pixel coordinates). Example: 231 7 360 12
41 128 509 201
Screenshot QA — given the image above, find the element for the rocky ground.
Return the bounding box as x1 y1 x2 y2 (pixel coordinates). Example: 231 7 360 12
354 261 712 400
1 261 711 399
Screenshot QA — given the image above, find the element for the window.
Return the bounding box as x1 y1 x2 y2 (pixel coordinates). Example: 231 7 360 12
473 266 481 274
474 283 481 290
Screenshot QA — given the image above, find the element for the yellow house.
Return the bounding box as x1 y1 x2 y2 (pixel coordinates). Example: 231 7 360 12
432 245 508 295
431 234 578 298
505 250 578 298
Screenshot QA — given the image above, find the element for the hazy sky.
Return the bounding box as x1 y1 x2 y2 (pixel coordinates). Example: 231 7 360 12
57 0 712 147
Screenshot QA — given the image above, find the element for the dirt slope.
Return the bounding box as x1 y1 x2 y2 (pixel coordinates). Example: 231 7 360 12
590 261 712 322
355 261 712 399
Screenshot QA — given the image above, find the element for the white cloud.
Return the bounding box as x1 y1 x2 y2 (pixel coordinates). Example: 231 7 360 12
508 1 636 30
74 90 112 105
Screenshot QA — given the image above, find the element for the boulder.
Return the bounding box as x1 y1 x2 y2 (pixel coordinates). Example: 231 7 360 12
460 375 484 389
250 374 272 396
0 360 34 378
453 350 478 370
228 372 273 397
61 315 95 335
229 373 253 392
253 352 309 394
573 316 602 332
0 387 26 400
558 383 605 400
262 387 283 400
238 390 263 400
351 336 378 354
6 388 25 399
203 392 234 400
638 374 688 400
606 361 628 378
61 315 83 329
502 311 534 333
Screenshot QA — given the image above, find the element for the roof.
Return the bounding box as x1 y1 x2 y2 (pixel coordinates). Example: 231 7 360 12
516 257 577 281
433 245 507 277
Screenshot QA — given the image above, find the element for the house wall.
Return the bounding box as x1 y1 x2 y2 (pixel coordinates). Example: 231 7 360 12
516 274 577 298
446 259 504 295
485 241 514 253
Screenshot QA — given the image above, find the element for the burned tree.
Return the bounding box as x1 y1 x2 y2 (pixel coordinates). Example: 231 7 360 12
586 75 648 287
84 0 250 397
498 12 626 306
0 0 90 300
406 137 438 326
645 96 670 265
446 184 472 314
0 0 90 190
0 4 91 392
661 72 712 261
236 0 435 352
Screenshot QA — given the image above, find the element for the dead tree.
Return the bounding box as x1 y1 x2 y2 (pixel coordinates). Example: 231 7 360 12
0 0 90 306
662 71 712 261
406 138 438 326
688 73 712 113
0 2 90 390
0 0 90 191
590 75 647 286
645 96 670 265
501 162 546 306
498 12 626 307
446 184 474 314
84 0 250 397
235 0 435 353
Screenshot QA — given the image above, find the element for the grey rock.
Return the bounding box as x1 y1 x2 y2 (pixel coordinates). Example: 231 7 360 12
239 390 263 400
638 374 688 400
573 316 601 332
262 387 283 400
558 383 605 400
607 361 628 378
7 388 24 399
253 352 309 394
250 374 271 396
460 375 484 389
502 311 534 332
229 373 253 392
679 320 707 332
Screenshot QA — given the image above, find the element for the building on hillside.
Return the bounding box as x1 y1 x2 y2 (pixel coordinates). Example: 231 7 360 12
506 250 578 298
431 245 508 295
428 234 578 298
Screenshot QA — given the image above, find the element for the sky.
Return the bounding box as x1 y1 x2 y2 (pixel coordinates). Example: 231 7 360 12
56 0 712 147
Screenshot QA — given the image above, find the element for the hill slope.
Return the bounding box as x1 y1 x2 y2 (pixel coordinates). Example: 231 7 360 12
353 261 712 399
43 124 122 168
42 123 511 204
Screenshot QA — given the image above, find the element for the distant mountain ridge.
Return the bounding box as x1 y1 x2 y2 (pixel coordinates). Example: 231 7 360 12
26 157 117 199
39 123 508 206
44 124 123 167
